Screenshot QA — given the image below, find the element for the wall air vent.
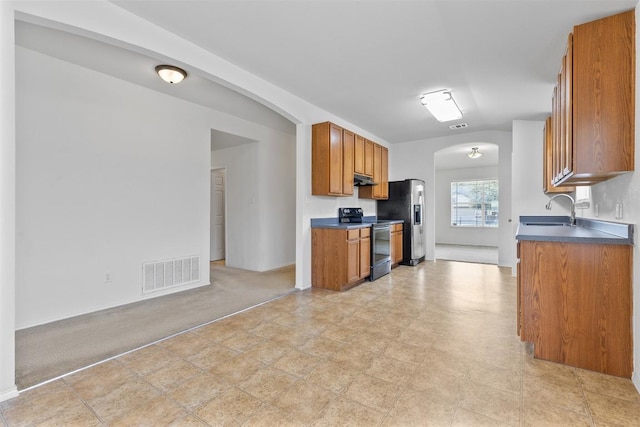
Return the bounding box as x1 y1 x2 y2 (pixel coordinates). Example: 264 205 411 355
142 255 200 293
449 123 468 130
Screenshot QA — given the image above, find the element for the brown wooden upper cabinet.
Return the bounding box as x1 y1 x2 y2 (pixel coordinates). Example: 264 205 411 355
359 144 389 200
550 10 635 186
312 121 388 199
312 122 354 196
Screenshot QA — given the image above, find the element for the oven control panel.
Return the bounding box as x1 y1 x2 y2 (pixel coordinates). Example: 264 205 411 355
338 207 364 223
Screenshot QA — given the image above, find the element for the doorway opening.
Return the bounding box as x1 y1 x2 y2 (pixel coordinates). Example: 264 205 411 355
210 168 226 265
434 143 499 264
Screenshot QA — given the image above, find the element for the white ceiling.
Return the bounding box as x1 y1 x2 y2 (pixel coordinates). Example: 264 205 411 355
435 143 499 170
108 0 637 144
15 0 637 158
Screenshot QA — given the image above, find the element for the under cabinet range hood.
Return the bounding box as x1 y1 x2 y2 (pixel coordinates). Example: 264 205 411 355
354 173 377 186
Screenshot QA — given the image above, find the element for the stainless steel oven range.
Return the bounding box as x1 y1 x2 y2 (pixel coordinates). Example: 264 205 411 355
370 222 391 281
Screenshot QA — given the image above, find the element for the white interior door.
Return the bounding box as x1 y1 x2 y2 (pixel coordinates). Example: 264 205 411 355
210 169 226 261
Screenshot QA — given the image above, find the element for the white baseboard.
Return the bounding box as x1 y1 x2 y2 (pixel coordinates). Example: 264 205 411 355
633 371 640 394
0 386 19 403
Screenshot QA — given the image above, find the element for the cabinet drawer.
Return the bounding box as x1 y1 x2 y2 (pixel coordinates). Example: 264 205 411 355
347 229 360 240
360 227 371 238
392 223 403 232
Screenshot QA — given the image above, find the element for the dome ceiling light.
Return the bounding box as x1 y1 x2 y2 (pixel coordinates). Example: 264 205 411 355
155 65 187 84
467 147 482 159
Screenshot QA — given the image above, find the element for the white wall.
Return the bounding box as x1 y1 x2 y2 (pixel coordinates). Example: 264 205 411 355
15 47 215 328
510 120 572 271
16 45 301 329
435 166 500 246
0 0 18 402
212 143 260 269
390 130 513 266
256 133 297 271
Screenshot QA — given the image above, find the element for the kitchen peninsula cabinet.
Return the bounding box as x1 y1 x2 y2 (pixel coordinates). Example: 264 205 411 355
517 239 632 378
312 122 354 196
312 226 370 291
550 10 635 186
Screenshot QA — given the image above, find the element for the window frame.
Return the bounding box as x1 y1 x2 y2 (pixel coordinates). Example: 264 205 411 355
450 178 499 228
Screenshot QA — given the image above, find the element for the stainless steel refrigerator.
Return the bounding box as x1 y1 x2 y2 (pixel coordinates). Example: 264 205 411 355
377 179 426 265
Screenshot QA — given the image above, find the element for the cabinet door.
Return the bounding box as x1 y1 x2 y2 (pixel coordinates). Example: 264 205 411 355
364 139 374 177
354 134 365 176
562 36 573 177
347 237 360 284
372 144 383 198
342 130 355 196
558 61 567 180
359 235 370 279
551 86 560 183
328 124 343 195
516 242 522 337
544 116 574 193
380 146 389 199
312 122 344 196
391 225 403 264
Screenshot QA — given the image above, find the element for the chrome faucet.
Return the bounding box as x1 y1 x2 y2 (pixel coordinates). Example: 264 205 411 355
545 194 576 226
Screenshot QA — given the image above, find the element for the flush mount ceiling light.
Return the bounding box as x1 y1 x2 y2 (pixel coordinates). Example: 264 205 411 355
155 65 187 84
467 147 482 159
420 89 463 122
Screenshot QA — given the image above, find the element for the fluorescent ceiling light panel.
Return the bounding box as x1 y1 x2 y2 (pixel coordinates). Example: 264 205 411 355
420 90 463 122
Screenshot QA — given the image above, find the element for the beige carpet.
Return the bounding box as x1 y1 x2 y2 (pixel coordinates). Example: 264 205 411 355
15 263 295 390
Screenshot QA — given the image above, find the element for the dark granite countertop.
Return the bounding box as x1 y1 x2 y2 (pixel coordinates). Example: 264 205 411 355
311 216 403 229
516 216 634 245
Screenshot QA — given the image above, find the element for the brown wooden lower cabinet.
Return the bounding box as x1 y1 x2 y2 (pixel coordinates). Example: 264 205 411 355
312 226 370 291
518 240 632 378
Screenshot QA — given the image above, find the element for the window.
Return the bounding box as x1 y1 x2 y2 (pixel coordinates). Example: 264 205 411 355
451 179 499 227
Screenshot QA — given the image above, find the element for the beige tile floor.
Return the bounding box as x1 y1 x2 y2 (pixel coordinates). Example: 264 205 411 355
2 261 640 426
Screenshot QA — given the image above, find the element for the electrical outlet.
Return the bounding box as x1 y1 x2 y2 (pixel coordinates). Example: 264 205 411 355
595 203 599 217
615 203 623 219
104 272 112 283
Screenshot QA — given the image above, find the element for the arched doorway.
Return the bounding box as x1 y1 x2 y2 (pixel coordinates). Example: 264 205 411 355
434 143 500 264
